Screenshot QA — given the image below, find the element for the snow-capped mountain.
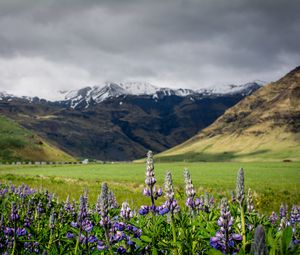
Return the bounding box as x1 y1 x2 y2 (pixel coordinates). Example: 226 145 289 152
59 81 262 109
0 91 13 100
0 81 263 161
197 82 263 96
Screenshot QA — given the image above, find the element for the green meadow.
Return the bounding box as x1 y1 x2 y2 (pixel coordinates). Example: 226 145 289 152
0 161 299 213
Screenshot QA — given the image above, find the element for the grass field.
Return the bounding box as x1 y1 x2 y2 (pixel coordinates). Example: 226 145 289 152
0 161 299 214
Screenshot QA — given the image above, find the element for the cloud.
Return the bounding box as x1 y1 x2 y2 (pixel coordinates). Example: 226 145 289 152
0 56 92 100
0 0 299 99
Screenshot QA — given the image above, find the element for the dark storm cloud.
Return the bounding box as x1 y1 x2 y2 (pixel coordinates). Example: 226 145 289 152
0 0 299 99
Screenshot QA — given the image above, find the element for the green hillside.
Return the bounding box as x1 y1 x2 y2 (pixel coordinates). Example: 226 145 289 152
156 67 300 162
0 115 75 162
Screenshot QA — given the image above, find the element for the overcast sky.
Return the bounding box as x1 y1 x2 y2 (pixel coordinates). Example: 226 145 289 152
0 0 299 100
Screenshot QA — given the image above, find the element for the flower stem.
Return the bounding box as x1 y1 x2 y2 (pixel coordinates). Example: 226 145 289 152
240 204 246 250
48 229 53 250
170 215 178 255
74 229 81 255
104 226 114 255
12 220 17 255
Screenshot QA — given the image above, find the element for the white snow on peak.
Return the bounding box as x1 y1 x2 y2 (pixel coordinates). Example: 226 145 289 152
56 81 262 108
59 82 160 108
119 82 158 95
0 91 13 100
196 82 262 95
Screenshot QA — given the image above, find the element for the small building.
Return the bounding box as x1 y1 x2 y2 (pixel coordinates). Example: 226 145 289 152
82 159 89 164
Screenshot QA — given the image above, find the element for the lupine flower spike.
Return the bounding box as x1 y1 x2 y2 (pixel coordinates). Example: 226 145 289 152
236 168 246 249
210 198 242 254
157 171 180 216
139 151 162 215
250 225 268 255
247 188 255 213
236 168 245 206
120 202 133 220
184 168 196 211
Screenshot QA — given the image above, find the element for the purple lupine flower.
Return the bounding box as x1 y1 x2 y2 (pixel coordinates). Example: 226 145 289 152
156 187 163 198
64 195 72 212
139 205 149 215
132 226 142 238
143 188 151 197
120 202 133 220
145 151 156 187
108 190 118 209
158 207 169 215
96 193 102 214
231 191 236 203
67 232 74 239
279 204 288 218
165 171 175 200
158 172 180 216
127 239 134 246
210 198 242 254
247 188 255 213
184 168 198 211
88 235 98 243
114 222 126 231
4 227 14 236
79 233 87 244
97 241 106 251
99 216 110 227
203 192 215 212
279 217 290 230
117 246 126 254
290 205 300 225
49 212 55 229
99 183 109 217
184 169 196 198
11 202 19 221
37 201 44 215
16 227 27 237
77 194 88 227
82 219 93 232
24 199 34 227
110 230 125 243
236 168 245 206
71 221 78 228
269 211 278 225
141 151 163 215
47 192 54 209
250 225 268 255
195 196 205 211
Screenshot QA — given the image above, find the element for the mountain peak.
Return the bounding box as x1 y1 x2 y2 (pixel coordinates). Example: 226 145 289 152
0 91 13 100
282 65 300 79
57 81 263 109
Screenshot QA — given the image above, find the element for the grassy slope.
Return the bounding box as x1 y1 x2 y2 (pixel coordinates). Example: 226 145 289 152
0 162 299 213
0 115 75 162
156 68 300 162
156 128 300 162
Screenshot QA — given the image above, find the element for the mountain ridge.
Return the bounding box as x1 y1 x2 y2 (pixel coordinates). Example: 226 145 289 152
156 66 300 162
0 81 263 109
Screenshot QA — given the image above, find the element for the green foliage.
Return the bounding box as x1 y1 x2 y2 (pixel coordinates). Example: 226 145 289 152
0 160 299 254
0 182 299 254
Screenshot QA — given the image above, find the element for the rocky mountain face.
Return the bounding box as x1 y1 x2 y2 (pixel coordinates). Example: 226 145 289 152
0 82 261 161
157 66 300 162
